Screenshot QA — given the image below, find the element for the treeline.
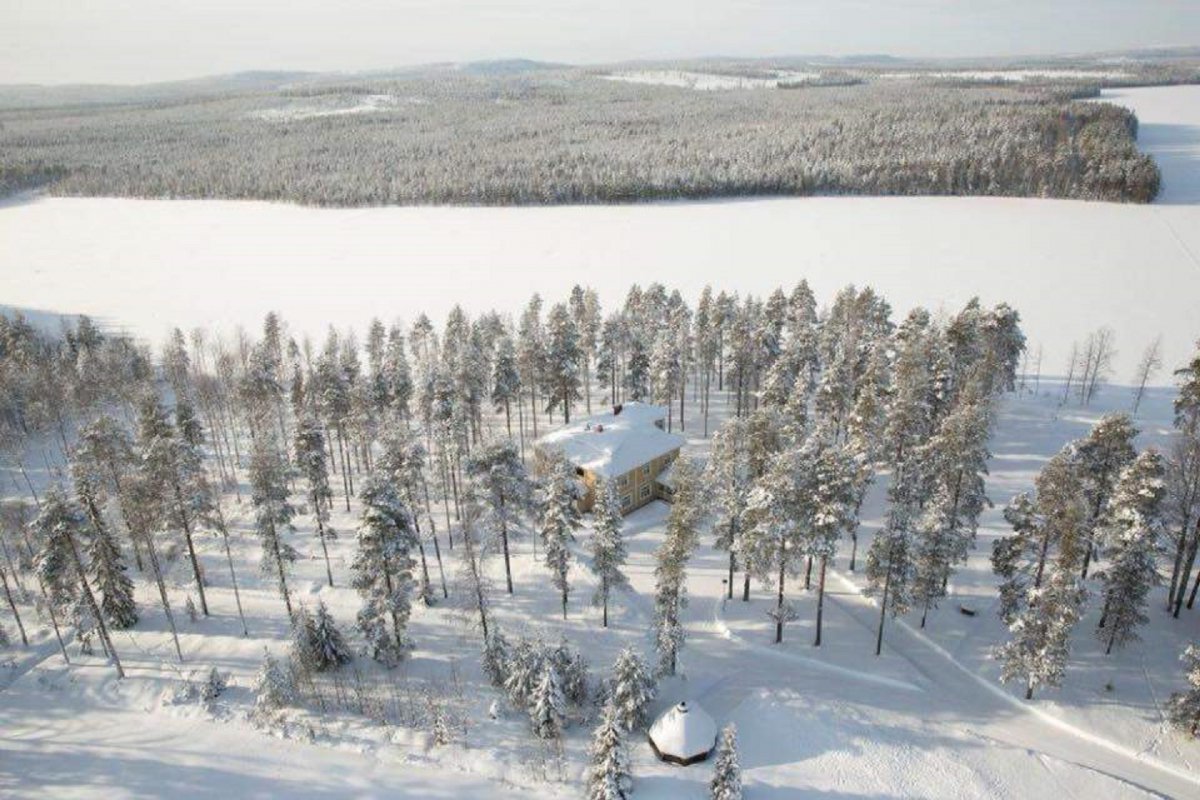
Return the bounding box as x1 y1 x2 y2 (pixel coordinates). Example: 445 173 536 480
0 73 1160 206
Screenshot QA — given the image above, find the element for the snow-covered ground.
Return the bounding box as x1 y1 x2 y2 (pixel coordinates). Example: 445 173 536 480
880 69 1136 82
3 377 1199 799
1 86 1197 382
248 94 426 122
600 70 821 90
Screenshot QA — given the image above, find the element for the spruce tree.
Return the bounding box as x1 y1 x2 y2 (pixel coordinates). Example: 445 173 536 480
544 303 582 424
253 650 296 722
353 475 419 665
710 723 743 800
587 701 633 800
591 481 628 627
294 415 337 587
653 459 704 675
1168 644 1200 737
538 452 581 618
310 600 353 670
607 647 656 732
34 487 124 677
482 630 511 690
249 437 298 616
707 418 752 599
528 658 567 739
87 518 137 629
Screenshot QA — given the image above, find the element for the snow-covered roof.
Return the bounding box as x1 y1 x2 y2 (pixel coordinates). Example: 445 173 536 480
648 701 717 763
535 401 684 479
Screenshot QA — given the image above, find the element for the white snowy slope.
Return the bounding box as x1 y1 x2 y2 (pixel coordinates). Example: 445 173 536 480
1 86 1198 382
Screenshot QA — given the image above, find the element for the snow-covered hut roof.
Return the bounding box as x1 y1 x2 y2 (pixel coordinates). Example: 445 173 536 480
535 401 685 479
647 701 717 766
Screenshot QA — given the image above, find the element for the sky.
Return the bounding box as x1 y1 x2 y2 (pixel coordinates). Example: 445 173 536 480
3 0 1199 85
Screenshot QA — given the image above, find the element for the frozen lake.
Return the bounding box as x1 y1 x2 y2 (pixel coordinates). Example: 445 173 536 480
1 86 1198 379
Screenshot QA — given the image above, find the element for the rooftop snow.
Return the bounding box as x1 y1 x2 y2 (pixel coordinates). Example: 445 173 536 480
535 401 684 479
649 701 718 760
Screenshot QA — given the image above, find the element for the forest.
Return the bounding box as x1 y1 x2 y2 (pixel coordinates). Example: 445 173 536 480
3 279 1200 795
0 64 1170 206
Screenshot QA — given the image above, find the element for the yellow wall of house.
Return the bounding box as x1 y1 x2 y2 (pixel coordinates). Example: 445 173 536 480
534 444 680 516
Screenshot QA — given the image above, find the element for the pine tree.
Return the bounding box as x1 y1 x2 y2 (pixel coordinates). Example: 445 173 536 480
1095 450 1166 654
1076 414 1138 579
591 481 628 627
865 459 922 656
653 459 704 675
587 701 633 800
249 437 298 616
707 418 752 599
353 475 419 665
710 723 743 800
607 647 656 732
492 334 522 441
993 447 1087 624
529 658 567 739
996 568 1085 700
994 450 1089 699
295 415 337 587
544 302 582 424
538 452 581 618
910 394 992 627
1168 644 1200 737
310 599 353 670
467 441 531 595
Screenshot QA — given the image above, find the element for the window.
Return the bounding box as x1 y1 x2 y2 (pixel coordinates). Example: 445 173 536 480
621 494 632 509
618 474 629 487
641 463 651 478
640 484 652 500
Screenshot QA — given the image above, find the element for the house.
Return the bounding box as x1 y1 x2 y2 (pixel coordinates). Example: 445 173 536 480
533 401 685 514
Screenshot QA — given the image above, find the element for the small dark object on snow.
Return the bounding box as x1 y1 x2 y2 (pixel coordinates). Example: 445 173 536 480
958 605 977 617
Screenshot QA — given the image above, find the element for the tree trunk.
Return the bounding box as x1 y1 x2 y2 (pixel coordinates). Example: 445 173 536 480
602 576 609 628
814 556 828 647
268 519 293 617
775 542 787 644
35 574 70 664
143 534 184 662
500 493 514 594
314 502 334 588
875 548 894 657
1173 518 1200 618
0 567 28 646
804 555 813 590
215 512 249 636
849 531 859 572
173 483 209 616
727 550 735 600
743 570 751 602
